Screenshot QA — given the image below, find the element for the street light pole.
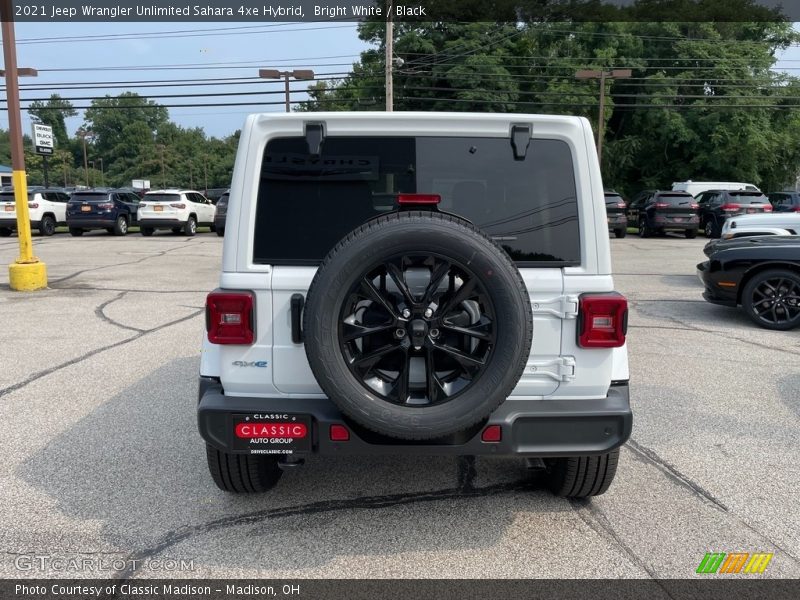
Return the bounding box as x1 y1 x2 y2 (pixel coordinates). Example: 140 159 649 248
98 158 104 187
89 161 95 188
575 69 632 167
78 128 92 188
259 69 315 113
386 3 393 112
1 0 47 291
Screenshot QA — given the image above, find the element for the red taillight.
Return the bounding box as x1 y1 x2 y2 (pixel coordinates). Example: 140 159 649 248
616 202 626 208
792 206 800 212
97 203 114 209
28 203 38 209
330 424 350 441
206 291 255 345
655 202 670 209
578 293 628 348
690 203 699 209
481 425 502 443
762 204 772 212
170 203 186 209
397 193 440 205
721 203 741 212
139 203 147 208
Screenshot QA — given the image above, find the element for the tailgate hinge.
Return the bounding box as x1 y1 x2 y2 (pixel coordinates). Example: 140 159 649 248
532 295 579 320
524 356 576 382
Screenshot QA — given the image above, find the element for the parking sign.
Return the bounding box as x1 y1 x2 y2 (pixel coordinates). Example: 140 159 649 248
32 123 54 155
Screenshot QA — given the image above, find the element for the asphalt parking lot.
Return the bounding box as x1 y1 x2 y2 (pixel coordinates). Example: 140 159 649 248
0 231 798 579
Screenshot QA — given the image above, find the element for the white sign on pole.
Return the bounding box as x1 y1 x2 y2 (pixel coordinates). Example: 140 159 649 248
32 123 55 155
132 179 151 190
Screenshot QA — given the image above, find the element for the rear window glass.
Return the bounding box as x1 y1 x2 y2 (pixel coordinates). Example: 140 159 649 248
0 192 32 200
253 136 580 266
144 194 180 203
70 193 108 202
654 194 694 206
730 192 768 202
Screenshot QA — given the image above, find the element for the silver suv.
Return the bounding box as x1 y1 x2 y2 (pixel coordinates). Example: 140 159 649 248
198 113 632 497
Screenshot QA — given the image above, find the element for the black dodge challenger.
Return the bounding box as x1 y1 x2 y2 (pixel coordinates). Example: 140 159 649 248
697 235 800 330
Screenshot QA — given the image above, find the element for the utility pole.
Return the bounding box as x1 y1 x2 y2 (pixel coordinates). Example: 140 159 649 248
258 69 315 112
189 161 194 189
98 158 104 187
62 154 68 188
575 69 632 167
78 128 92 187
1 0 47 291
203 155 208 193
385 3 394 112
157 145 166 188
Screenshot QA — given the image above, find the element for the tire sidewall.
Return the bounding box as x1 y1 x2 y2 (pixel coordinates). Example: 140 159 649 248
741 269 800 331
304 213 532 439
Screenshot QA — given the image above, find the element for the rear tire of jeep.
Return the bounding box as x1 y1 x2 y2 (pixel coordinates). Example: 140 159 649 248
685 229 697 239
216 227 225 237
69 228 84 237
112 216 128 236
205 444 282 493
0 228 12 237
184 216 197 237
140 227 154 237
303 210 533 440
614 228 626 239
545 450 620 498
39 215 56 236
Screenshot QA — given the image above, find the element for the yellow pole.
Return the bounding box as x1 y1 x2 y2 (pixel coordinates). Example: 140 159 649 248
2 0 47 290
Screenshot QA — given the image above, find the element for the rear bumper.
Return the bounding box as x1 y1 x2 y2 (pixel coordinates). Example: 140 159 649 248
66 216 116 228
214 216 226 229
138 218 184 228
0 218 40 229
197 379 633 457
654 220 699 231
606 215 626 229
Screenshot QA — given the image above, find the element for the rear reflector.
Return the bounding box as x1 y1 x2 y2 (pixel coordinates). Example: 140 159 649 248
206 291 255 345
481 425 502 443
330 424 350 441
397 193 441 205
578 293 628 348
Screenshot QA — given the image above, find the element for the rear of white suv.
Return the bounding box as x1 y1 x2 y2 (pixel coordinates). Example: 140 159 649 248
138 189 215 236
0 189 69 237
198 113 631 497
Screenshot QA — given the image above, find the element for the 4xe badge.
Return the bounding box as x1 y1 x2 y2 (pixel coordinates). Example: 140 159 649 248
232 360 267 368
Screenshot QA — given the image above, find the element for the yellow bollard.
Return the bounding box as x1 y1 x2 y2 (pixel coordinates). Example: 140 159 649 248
7 170 47 291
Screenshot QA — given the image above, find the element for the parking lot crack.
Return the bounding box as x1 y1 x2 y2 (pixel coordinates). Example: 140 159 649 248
115 480 536 581
626 440 728 512
0 310 203 400
95 292 146 334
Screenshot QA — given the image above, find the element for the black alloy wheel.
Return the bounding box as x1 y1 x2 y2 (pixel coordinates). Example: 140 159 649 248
338 253 496 408
742 270 800 330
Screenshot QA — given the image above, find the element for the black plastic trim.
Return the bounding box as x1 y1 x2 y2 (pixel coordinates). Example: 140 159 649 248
290 293 305 343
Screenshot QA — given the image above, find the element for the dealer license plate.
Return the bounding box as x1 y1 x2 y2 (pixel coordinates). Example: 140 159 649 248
81 205 91 212
154 205 164 212
232 414 312 454
3 205 12 212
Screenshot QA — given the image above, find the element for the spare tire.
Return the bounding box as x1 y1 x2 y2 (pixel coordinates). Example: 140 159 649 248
303 210 533 440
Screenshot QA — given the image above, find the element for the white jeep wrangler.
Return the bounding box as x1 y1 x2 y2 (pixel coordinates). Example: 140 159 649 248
198 112 631 497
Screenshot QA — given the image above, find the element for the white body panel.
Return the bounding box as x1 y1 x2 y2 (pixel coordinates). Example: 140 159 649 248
0 192 67 224
721 212 800 237
203 112 626 402
672 181 760 196
138 189 216 225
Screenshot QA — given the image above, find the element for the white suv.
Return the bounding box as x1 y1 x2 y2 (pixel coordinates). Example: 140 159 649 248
138 189 215 236
198 113 632 497
0 189 70 237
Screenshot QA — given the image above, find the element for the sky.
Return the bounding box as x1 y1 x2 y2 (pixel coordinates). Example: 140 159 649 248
1 21 800 141
1 22 372 138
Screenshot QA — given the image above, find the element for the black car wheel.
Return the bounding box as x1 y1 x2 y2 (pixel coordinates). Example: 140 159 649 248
0 227 12 237
545 450 620 498
614 228 627 239
113 216 128 236
39 215 56 236
303 211 533 440
183 216 197 236
205 444 282 493
638 218 651 238
685 229 697 239
69 228 84 237
741 269 800 331
216 227 225 237
140 227 154 237
704 220 719 239
171 227 182 234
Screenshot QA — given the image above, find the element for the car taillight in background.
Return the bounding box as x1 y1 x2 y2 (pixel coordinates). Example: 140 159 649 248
791 206 800 212
578 293 628 348
616 202 626 208
139 203 147 208
721 203 741 212
655 202 670 209
762 204 773 212
691 203 699 209
170 203 186 209
206 291 255 345
97 203 114 209
28 203 38 209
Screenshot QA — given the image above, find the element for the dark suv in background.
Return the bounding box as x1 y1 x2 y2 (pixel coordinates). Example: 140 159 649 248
768 191 800 213
627 190 699 238
696 190 773 238
605 190 627 238
66 189 141 236
213 189 229 237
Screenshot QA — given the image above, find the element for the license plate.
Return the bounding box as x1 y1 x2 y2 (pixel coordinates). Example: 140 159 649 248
673 217 684 222
232 414 312 455
3 205 12 212
154 205 163 212
81 205 91 212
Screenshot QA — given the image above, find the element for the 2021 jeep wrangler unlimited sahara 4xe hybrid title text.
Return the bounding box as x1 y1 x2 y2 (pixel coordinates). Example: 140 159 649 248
198 113 631 497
